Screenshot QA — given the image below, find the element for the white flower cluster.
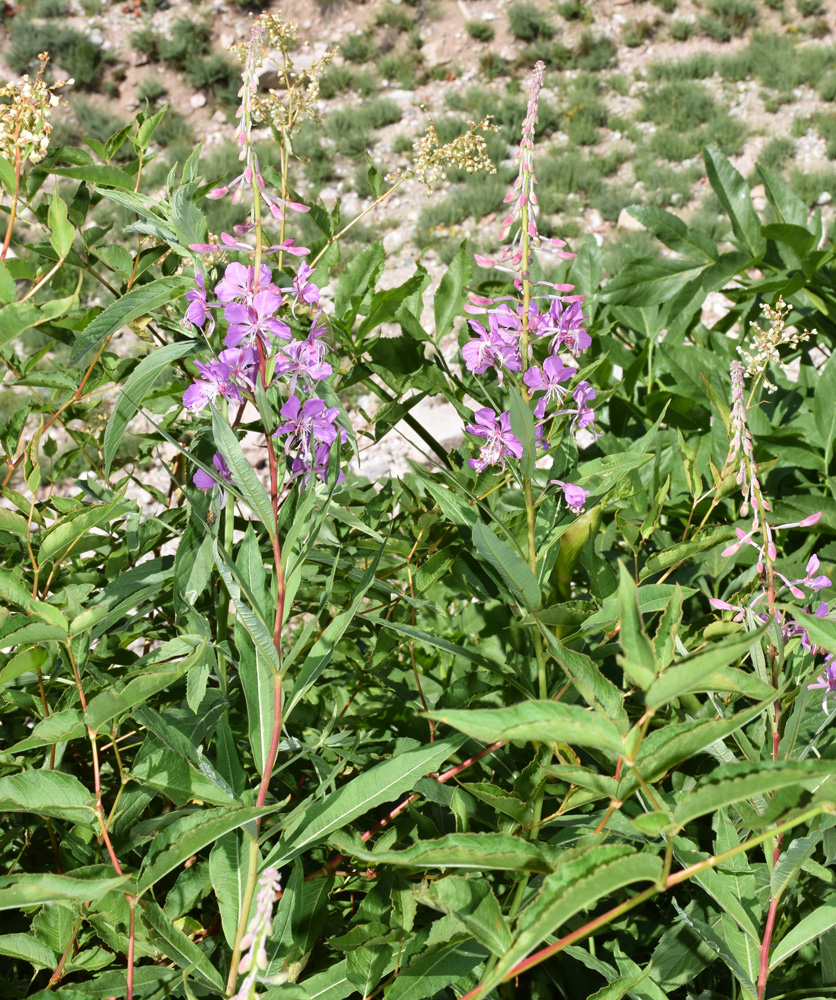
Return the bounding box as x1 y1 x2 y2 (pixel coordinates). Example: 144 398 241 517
0 53 71 166
411 113 499 192
737 295 814 393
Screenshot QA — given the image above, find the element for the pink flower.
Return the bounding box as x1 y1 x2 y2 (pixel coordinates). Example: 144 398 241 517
224 289 290 348
215 263 278 304
184 271 214 330
808 658 836 714
193 452 233 502
461 313 521 383
183 360 241 412
523 354 576 411
551 480 588 514
465 408 523 472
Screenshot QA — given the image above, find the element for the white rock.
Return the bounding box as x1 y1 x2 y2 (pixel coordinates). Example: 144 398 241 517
482 11 497 19
319 187 338 210
753 196 768 213
190 93 207 110
88 28 104 46
617 208 645 232
212 109 227 124
819 191 832 205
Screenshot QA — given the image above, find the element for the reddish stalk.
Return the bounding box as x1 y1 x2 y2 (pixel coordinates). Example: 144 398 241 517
1 135 21 261
127 897 136 1000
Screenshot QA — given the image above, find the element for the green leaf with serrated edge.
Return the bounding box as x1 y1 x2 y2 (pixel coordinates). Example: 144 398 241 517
0 770 96 825
536 626 626 722
627 205 718 261
646 627 766 708
425 701 623 754
85 642 206 733
212 408 276 538
601 257 706 307
481 848 662 995
37 501 130 565
434 244 471 341
209 831 251 948
136 805 282 896
142 900 225 991
587 970 648 1000
104 339 203 478
0 873 129 910
618 698 773 800
543 765 618 799
671 897 757 998
0 645 49 685
49 164 138 189
346 942 395 997
365 616 533 698
69 276 191 365
48 187 73 259
0 302 39 351
816 353 836 470
757 162 807 227
238 631 275 776
0 618 67 648
387 937 489 1000
262 735 466 868
424 876 511 956
463 783 531 824
472 520 540 612
285 541 384 718
0 934 57 969
330 831 554 873
508 385 536 482
640 527 736 579
335 240 384 324
298 959 357 1000
673 836 759 941
617 562 657 689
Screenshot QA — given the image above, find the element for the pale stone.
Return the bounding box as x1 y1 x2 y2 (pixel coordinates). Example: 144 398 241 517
818 191 832 205
617 208 645 232
190 93 207 110
319 187 338 210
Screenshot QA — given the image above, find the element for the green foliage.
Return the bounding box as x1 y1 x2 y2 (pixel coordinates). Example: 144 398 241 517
556 0 594 23
621 17 658 47
7 20 108 90
341 32 378 63
574 30 617 70
466 20 496 41
670 17 697 39
700 0 758 41
507 1 556 41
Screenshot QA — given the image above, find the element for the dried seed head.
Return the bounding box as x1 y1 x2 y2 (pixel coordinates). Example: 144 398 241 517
737 296 814 393
0 53 71 166
411 111 499 192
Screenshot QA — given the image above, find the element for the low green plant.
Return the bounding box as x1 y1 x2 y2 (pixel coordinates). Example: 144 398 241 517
479 51 513 80
622 17 658 46
790 165 836 204
670 16 697 40
185 53 239 105
317 65 352 99
507 1 555 41
341 32 377 63
158 17 212 70
565 98 607 146
31 0 68 16
652 0 677 11
136 76 167 104
797 0 824 14
466 20 496 42
376 1 414 30
574 30 617 70
700 0 758 40
555 0 594 23
7 20 107 89
352 69 378 96
818 71 836 101
758 135 795 171
153 107 194 148
649 51 715 79
130 27 161 61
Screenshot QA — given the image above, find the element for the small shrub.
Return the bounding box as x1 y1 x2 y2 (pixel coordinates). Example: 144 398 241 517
341 32 377 63
131 28 161 61
521 39 572 68
622 18 657 46
393 134 413 154
819 71 836 101
806 17 830 38
649 52 715 79
652 0 677 11
565 100 607 145
466 20 496 42
479 51 513 80
71 99 132 159
640 81 716 130
791 115 812 137
352 70 378 96
670 17 697 40
327 98 402 156
797 0 823 14
556 0 594 23
764 0 784 7
507 2 555 41
700 0 758 41
759 136 794 171
293 124 336 184
7 21 106 89
154 107 194 148
574 31 617 70
137 76 167 103
31 0 68 16
790 166 836 205
158 18 212 70
318 66 352 99
375 2 413 30
185 53 238 103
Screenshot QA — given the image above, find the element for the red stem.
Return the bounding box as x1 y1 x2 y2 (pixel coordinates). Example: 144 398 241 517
757 893 778 999
127 899 135 1000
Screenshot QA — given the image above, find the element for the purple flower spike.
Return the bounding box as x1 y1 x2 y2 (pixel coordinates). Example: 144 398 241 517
540 299 591 357
183 360 241 412
809 658 836 714
465 408 523 473
194 452 233 501
551 480 588 514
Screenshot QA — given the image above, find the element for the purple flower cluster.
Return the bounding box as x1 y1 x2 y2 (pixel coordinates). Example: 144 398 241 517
182 259 345 493
465 408 523 473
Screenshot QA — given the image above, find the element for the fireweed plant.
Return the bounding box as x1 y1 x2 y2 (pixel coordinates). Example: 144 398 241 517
4 14 836 1000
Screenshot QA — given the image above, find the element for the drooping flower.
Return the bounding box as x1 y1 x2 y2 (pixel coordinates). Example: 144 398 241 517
551 480 588 514
465 408 523 473
193 452 233 503
217 346 258 388
808 659 836 715
224 289 290 348
555 380 598 438
184 271 214 331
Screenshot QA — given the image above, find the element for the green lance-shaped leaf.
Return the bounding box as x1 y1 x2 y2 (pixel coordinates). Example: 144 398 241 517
425 876 511 956
480 847 662 994
142 900 225 991
0 770 96 826
536 627 626 723
0 506 29 535
674 760 836 828
386 938 489 1000
508 386 536 482
136 805 284 896
9 709 85 752
472 521 541 612
434 244 472 341
48 187 74 259
69 275 191 365
703 145 766 259
37 500 131 565
0 873 129 911
0 934 57 970
645 626 766 708
626 204 718 261
769 894 836 971
425 701 624 754
104 339 204 478
329 831 555 874
617 563 658 690
262 735 466 869
601 257 706 308
212 408 276 539
671 897 758 999
209 831 251 948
